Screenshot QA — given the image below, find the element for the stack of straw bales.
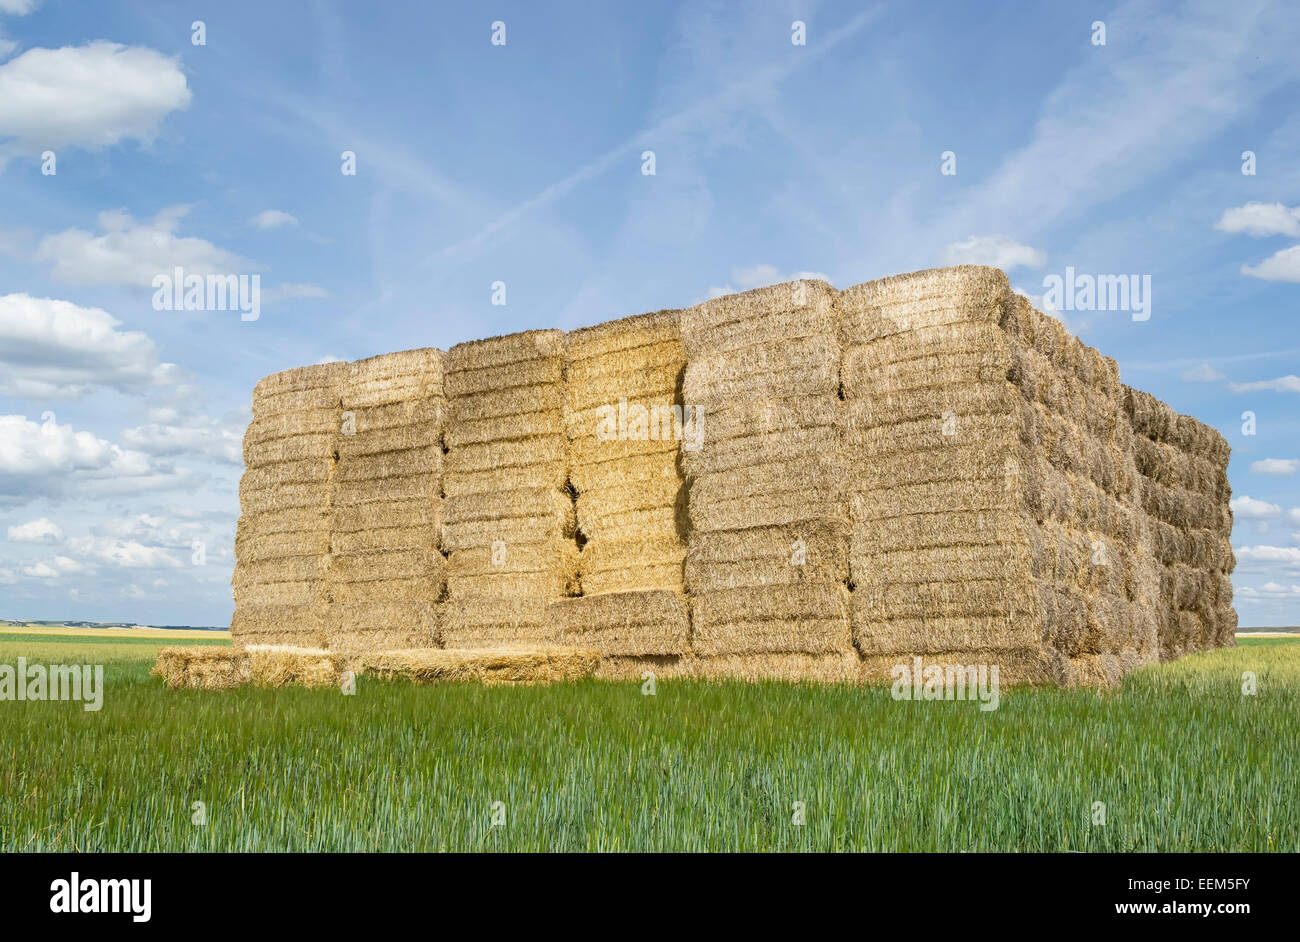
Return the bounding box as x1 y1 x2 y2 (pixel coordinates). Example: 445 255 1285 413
327 349 446 652
839 267 1161 685
1124 386 1236 658
233 361 346 647
678 280 857 681
441 331 578 646
548 311 691 663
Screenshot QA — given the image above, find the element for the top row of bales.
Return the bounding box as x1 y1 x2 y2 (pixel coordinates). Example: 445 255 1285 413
231 265 1236 686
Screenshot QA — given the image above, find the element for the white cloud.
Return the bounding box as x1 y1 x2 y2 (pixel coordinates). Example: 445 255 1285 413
1288 508 1300 526
941 235 1046 271
0 1 42 14
706 264 831 299
1181 362 1226 383
1251 458 1299 475
1231 495 1281 519
1241 244 1300 282
0 293 184 398
64 535 182 569
1215 202 1300 238
314 355 344 365
6 516 62 543
121 405 243 465
1236 583 1300 599
35 205 253 288
1228 375 1300 394
250 210 299 230
1234 545 1300 567
266 282 329 301
0 41 190 159
0 413 194 501
23 555 86 578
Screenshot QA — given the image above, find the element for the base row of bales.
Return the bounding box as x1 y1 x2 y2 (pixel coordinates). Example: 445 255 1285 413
218 265 1236 688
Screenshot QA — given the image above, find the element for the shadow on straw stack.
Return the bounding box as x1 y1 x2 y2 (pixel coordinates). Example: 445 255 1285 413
678 279 859 683
232 361 346 648
547 310 691 673
441 330 578 646
327 349 447 652
1123 386 1236 659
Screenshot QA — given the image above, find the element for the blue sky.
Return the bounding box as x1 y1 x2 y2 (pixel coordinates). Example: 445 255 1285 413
1 0 1297 626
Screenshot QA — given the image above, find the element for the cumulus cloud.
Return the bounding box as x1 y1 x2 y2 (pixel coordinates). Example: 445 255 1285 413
1251 458 1299 475
0 41 190 160
1234 545 1300 574
941 235 1046 271
35 205 253 288
1181 362 1226 383
0 1 42 14
1231 495 1281 519
22 555 86 578
6 516 62 543
0 293 184 398
121 403 243 465
1241 244 1300 282
706 264 831 299
1215 202 1300 238
0 413 194 501
1227 375 1300 394
249 210 298 230
64 535 182 569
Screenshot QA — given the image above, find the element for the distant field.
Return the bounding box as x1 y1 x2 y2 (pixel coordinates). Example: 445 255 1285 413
0 635 1295 852
0 625 230 641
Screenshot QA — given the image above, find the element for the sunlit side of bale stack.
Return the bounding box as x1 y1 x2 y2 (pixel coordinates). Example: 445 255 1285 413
547 311 692 669
327 349 446 652
678 280 858 682
232 361 347 647
440 330 578 647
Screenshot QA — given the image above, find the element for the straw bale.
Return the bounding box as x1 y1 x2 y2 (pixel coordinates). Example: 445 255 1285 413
568 426 682 467
689 485 844 533
546 591 689 655
343 348 444 408
446 357 563 398
680 280 838 356
571 451 684 493
855 647 1060 686
685 520 847 592
327 600 440 639
334 445 441 482
1124 386 1229 465
252 361 347 416
441 598 554 647
234 555 329 585
840 382 1016 426
692 395 825 445
564 309 681 362
230 602 329 637
338 410 444 458
1139 476 1231 533
565 338 683 385
690 584 850 655
594 652 861 684
330 574 443 604
446 329 565 374
1131 434 1229 499
358 645 599 686
244 645 347 688
442 515 575 553
235 528 330 562
253 387 341 418
566 363 683 414
243 410 338 443
332 497 441 534
449 384 564 423
232 579 326 606
239 506 330 537
331 473 439 507
241 458 334 490
240 481 330 515
443 486 573 526
838 266 1009 343
244 432 336 466
681 425 841 477
153 647 251 689
683 335 840 402
447 542 578 598
445 436 566 475
331 524 439 555
448 409 562 448
330 547 443 583
443 460 567 496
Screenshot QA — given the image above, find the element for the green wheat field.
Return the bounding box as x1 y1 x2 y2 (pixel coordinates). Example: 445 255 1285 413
1 632 1296 852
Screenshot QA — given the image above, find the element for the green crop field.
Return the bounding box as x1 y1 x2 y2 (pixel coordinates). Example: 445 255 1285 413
1 635 1296 852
